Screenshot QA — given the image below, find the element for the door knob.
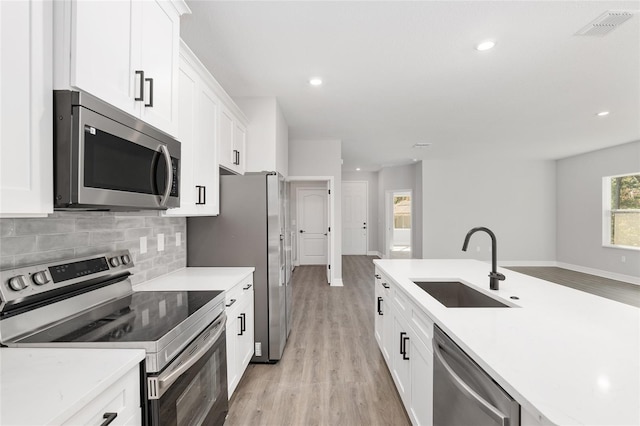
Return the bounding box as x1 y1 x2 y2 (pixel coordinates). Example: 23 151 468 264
299 229 305 233
363 226 367 229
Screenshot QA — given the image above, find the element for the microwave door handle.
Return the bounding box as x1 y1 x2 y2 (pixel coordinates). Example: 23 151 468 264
156 314 226 395
159 144 173 207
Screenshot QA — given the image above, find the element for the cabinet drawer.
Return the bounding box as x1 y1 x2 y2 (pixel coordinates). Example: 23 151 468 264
63 366 140 425
410 302 434 348
225 276 253 309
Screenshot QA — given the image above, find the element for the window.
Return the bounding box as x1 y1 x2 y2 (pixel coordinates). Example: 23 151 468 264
603 173 640 249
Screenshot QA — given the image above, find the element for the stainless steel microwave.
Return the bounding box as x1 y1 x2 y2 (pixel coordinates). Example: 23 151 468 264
53 90 180 210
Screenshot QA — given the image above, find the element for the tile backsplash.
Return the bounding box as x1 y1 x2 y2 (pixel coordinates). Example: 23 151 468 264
0 211 186 285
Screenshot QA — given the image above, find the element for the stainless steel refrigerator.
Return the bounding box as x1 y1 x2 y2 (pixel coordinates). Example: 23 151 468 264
187 172 291 363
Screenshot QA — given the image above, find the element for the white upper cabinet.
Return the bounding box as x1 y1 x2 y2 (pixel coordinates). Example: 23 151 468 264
219 107 247 175
165 44 220 216
234 98 289 177
0 0 53 217
54 0 189 137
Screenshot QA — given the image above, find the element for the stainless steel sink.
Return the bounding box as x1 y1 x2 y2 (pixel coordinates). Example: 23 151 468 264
413 281 510 308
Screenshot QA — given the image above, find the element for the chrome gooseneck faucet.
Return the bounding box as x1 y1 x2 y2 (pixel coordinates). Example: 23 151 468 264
462 227 505 290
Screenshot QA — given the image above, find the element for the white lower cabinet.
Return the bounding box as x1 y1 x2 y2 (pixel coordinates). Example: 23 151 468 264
375 268 433 426
225 276 255 398
62 365 141 425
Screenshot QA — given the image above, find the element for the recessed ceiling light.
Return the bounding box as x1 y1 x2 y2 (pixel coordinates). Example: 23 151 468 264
597 111 610 116
412 158 418 162
309 78 322 86
476 40 496 51
356 168 361 171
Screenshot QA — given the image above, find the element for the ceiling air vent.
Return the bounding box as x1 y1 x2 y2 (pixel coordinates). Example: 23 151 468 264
575 10 636 36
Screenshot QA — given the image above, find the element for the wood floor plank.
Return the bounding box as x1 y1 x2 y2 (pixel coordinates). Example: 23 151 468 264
226 256 410 426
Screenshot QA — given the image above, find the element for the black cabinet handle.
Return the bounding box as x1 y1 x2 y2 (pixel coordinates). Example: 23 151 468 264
382 282 390 289
238 313 246 335
145 77 154 107
402 335 410 360
374 274 381 279
196 185 206 205
243 284 252 290
100 412 118 426
134 70 144 101
400 332 406 355
377 297 383 315
226 298 236 307
232 149 239 165
237 150 240 165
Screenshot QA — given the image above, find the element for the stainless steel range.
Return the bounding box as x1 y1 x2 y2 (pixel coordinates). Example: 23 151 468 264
0 250 228 426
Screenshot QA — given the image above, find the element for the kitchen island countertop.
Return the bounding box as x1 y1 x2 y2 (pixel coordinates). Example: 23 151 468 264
374 259 640 426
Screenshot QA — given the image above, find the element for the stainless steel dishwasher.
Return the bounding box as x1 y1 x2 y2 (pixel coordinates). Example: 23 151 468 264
433 326 520 426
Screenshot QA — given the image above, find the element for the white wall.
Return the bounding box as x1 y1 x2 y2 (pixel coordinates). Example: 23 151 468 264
557 141 640 279
378 163 423 258
289 139 342 284
421 159 556 263
235 97 289 176
342 171 378 254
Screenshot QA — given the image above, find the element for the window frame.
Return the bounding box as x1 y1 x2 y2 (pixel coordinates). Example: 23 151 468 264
602 173 640 251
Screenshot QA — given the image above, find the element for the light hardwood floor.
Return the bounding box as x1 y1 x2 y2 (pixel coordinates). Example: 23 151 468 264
226 256 410 426
507 266 640 308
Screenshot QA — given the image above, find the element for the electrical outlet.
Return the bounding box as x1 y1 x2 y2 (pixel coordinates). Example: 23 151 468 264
140 236 147 254
255 342 262 356
176 232 181 247
158 233 165 252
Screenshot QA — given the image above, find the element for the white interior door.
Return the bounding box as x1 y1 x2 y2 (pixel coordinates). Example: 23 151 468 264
342 181 368 255
297 188 327 265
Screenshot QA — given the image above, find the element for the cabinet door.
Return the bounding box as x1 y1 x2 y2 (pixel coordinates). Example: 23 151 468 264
226 312 239 398
409 336 433 426
374 278 384 348
392 316 411 407
238 286 255 369
70 0 137 117
194 85 220 215
218 108 235 170
0 0 53 217
233 122 246 174
164 62 197 216
137 0 180 136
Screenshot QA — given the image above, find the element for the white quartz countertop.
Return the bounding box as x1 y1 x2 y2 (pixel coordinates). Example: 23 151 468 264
0 348 145 425
134 267 254 292
374 259 640 426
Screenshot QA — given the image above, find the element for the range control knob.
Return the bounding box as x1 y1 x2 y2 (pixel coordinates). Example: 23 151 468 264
120 254 131 265
109 257 121 267
8 275 29 291
32 270 51 286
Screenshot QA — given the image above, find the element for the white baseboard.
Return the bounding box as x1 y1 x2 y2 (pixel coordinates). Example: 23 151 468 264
331 278 344 287
499 260 557 267
367 251 382 258
556 262 640 286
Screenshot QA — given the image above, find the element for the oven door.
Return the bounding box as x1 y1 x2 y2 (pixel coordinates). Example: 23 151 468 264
74 106 180 209
147 313 228 426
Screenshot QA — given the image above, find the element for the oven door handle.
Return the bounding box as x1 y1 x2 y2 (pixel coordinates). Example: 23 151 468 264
158 144 173 207
156 314 226 394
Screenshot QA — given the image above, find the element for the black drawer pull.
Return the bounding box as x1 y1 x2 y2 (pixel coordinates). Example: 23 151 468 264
374 274 381 279
377 297 383 315
100 412 118 426
243 284 252 290
226 298 236 307
382 282 390 289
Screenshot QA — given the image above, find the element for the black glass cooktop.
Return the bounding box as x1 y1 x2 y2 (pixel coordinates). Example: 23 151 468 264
20 290 223 344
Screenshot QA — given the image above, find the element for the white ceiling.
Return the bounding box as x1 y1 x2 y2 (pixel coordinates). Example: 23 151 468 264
181 1 640 171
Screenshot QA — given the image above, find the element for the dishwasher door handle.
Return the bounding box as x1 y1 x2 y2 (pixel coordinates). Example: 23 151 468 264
433 340 508 425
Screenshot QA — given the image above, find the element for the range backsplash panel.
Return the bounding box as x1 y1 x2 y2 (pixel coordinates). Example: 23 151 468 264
0 212 186 285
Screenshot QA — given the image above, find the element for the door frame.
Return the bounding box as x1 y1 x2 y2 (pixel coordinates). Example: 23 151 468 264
342 180 368 255
287 176 340 286
385 189 412 259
